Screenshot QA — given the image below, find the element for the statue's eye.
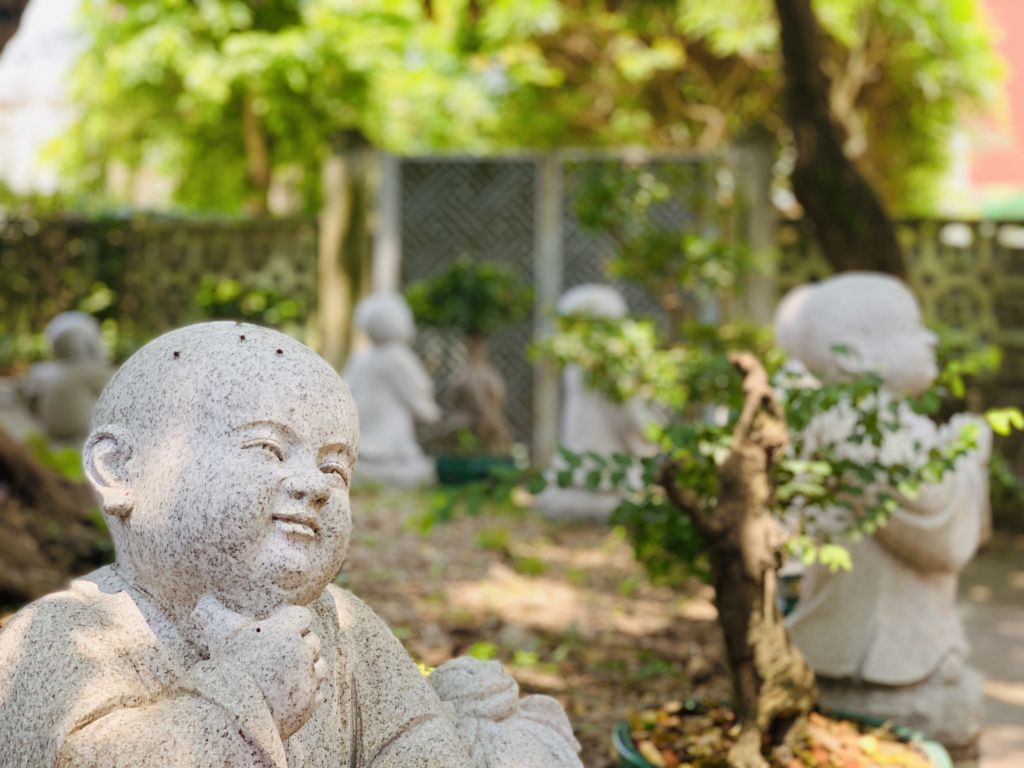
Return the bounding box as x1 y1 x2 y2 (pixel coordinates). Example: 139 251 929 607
242 439 284 461
320 462 350 485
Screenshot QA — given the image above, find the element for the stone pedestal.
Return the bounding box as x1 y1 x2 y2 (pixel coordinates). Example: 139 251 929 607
818 665 983 759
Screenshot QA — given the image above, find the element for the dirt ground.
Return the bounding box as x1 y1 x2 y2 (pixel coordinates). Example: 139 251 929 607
343 488 730 767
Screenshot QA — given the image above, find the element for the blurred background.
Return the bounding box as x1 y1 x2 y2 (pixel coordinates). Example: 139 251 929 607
2 0 1022 480
2 4 1024 765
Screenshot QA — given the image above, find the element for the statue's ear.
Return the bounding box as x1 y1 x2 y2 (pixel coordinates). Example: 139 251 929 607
83 426 135 519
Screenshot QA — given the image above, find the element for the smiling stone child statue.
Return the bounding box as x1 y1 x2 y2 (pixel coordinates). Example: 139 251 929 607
0 322 582 768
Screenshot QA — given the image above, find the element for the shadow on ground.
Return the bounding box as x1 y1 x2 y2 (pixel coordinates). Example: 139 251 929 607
344 489 730 767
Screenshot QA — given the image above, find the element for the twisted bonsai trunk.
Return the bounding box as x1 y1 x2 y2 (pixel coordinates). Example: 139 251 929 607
659 353 816 768
444 335 511 455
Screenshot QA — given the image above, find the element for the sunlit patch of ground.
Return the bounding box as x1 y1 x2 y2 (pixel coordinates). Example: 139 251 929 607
960 533 1024 768
341 488 730 767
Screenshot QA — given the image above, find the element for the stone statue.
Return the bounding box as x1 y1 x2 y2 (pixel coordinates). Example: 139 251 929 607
535 284 655 522
0 322 582 768
21 311 114 443
344 294 439 488
430 658 582 768
778 273 991 755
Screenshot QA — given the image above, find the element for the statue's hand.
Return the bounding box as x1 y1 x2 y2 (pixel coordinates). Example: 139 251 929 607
192 594 327 739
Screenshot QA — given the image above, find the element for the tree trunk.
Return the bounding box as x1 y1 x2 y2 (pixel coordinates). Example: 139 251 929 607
318 130 374 367
773 0 907 278
442 335 512 455
0 0 29 55
241 92 272 215
660 353 816 768
0 428 108 606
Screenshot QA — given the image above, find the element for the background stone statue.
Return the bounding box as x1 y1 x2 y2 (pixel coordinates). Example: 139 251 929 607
21 311 114 443
0 322 581 768
535 284 655 522
777 272 991 755
344 293 440 488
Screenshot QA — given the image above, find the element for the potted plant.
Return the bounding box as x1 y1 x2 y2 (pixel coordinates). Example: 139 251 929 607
534 167 1002 766
536 307 989 767
405 258 532 484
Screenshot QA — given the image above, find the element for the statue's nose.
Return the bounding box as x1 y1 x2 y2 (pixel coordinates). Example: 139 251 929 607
284 473 331 507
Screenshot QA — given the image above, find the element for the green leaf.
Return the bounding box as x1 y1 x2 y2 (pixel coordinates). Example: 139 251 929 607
986 407 1024 436
526 474 547 494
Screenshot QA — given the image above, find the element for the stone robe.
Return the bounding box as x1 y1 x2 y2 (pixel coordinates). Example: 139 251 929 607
786 404 989 685
0 566 469 767
535 366 654 521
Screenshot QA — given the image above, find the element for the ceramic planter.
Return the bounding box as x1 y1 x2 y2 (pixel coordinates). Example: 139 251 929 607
435 455 516 486
612 710 953 768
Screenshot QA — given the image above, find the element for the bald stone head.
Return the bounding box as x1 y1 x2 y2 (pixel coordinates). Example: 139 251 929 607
84 322 359 621
46 311 108 363
353 293 416 345
773 272 937 396
556 284 628 319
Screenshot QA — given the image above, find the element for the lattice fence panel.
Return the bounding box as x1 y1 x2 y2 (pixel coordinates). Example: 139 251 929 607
399 154 731 450
0 216 318 367
561 157 726 330
777 218 1024 476
400 159 537 447
126 218 319 337
777 219 1024 355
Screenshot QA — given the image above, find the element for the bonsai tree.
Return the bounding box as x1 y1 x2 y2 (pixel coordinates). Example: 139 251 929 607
537 312 1004 767
534 163 1013 765
405 258 531 455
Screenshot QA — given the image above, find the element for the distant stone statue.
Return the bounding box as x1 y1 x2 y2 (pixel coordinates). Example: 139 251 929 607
344 293 440 488
535 284 655 522
21 311 114 443
0 322 582 768
778 273 991 755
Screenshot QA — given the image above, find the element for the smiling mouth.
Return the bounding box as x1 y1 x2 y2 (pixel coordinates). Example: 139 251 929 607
272 514 320 539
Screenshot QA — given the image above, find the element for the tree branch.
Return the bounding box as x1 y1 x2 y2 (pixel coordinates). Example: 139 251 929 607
657 458 722 537
729 352 784 449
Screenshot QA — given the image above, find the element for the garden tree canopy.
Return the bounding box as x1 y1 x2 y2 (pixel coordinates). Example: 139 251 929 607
58 0 503 213
57 0 998 214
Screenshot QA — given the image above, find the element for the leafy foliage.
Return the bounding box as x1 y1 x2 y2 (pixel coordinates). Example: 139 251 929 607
55 0 999 214
405 258 532 338
570 161 751 329
193 275 307 330
58 0 501 212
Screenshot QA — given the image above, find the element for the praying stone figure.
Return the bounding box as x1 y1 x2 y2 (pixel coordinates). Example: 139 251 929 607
0 322 582 768
21 311 114 443
778 273 991 756
344 294 439 488
535 284 655 522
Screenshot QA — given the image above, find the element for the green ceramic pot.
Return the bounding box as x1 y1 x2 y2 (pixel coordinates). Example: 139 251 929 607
435 454 516 486
612 709 953 768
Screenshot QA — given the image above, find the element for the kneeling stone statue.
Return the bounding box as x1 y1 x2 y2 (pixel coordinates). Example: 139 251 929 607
778 273 990 756
0 322 582 768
